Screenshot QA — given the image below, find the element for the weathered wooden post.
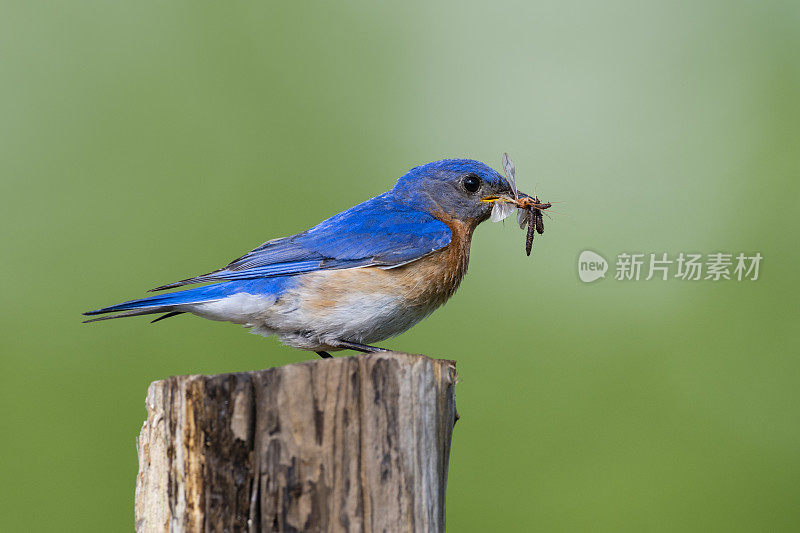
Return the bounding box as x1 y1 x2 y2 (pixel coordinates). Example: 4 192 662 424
135 352 458 532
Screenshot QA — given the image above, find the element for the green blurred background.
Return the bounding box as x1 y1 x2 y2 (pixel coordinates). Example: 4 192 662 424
2 1 799 531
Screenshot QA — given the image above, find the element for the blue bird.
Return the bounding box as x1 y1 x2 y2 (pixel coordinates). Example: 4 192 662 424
84 158 533 358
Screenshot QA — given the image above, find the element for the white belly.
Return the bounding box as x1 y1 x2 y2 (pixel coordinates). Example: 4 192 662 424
185 279 435 352
185 248 467 352
270 289 431 350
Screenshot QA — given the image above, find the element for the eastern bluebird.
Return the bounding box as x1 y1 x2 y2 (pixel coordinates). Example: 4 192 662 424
84 158 533 358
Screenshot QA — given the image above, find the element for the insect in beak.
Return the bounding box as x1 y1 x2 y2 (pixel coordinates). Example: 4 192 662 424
486 153 553 256
481 194 518 222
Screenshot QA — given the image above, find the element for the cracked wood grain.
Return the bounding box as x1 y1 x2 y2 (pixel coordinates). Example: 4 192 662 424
135 352 458 532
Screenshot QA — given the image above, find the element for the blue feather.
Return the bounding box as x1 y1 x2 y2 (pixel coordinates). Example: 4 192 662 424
84 277 296 318
151 193 452 290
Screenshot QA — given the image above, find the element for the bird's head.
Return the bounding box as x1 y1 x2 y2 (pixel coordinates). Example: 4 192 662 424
391 158 528 225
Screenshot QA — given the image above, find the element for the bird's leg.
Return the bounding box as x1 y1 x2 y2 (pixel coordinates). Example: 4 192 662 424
332 340 389 353
316 351 332 359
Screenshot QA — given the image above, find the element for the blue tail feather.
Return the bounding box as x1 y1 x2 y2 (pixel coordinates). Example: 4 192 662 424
83 277 296 318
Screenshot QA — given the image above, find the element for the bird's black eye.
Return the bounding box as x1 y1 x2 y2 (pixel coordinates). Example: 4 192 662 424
462 174 481 193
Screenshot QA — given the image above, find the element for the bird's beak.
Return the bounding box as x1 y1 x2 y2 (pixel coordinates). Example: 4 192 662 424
480 190 533 206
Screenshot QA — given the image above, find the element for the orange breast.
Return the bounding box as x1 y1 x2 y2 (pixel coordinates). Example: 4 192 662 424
390 214 474 309
298 213 477 315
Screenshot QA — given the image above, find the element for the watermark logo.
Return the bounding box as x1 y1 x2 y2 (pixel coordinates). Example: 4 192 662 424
578 250 608 282
578 251 763 282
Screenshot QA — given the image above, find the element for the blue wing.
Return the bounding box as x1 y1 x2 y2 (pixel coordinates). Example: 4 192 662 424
151 193 452 291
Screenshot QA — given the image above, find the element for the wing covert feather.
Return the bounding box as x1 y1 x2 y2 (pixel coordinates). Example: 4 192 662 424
151 194 451 290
